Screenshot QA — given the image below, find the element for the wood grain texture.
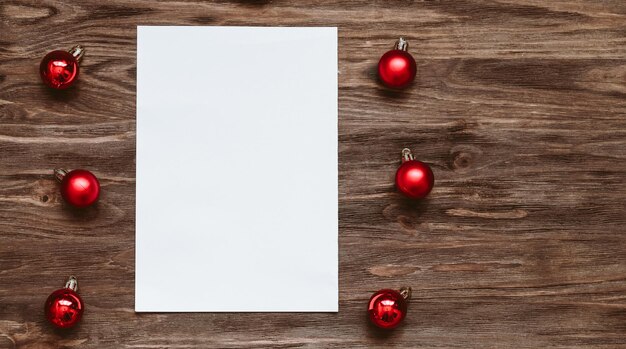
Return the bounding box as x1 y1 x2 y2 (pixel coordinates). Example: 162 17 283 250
1 0 625 348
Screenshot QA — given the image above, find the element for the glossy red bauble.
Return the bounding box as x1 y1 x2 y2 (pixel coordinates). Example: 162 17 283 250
367 287 411 329
55 169 100 207
395 148 434 199
45 276 84 329
378 38 417 89
40 45 84 89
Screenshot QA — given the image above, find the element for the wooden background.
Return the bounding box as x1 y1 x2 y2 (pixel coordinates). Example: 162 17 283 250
1 1 625 348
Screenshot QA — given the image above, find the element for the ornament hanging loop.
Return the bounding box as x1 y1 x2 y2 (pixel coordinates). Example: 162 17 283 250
401 148 414 162
64 276 78 292
54 169 68 182
395 37 409 51
399 286 412 300
68 45 85 62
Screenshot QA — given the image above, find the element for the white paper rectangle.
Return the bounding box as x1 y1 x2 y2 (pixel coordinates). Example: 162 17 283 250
135 26 338 312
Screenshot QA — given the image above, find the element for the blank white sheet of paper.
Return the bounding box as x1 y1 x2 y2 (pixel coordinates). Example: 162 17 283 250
135 26 338 312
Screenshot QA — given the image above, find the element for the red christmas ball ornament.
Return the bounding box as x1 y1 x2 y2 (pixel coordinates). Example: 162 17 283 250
45 276 84 329
54 168 100 207
40 45 85 89
378 38 417 89
368 287 411 329
395 148 434 199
